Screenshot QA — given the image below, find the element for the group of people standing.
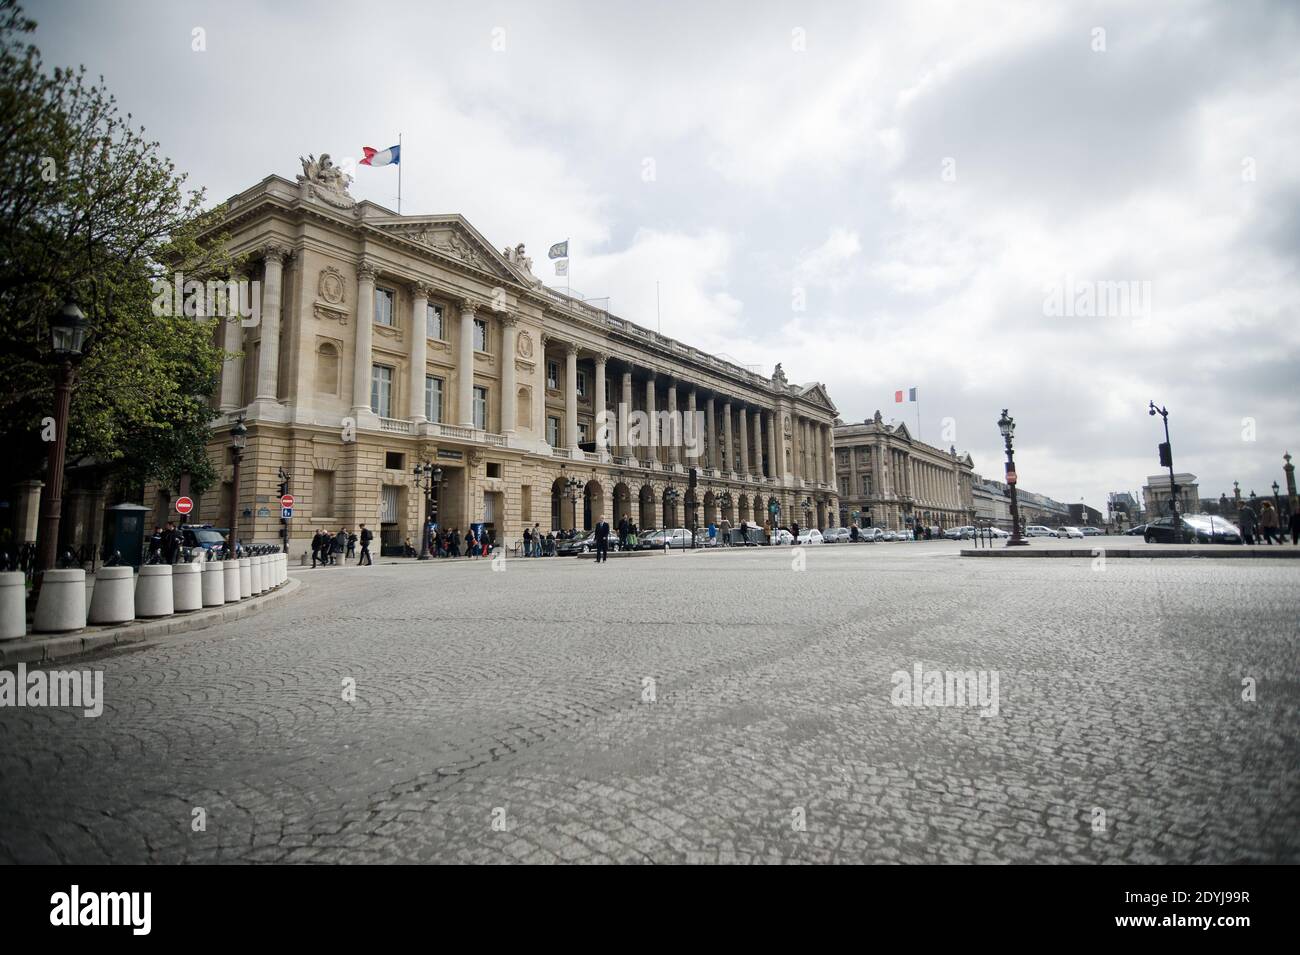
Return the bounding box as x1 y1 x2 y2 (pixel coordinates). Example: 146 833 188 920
311 525 373 567
425 526 493 559
147 522 185 563
1235 501 1299 545
521 523 557 557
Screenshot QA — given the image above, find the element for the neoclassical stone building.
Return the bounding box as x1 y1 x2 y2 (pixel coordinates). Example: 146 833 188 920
186 158 839 553
832 412 976 531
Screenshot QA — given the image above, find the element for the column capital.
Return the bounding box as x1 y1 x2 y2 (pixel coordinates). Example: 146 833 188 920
563 340 580 357
590 350 609 364
460 297 479 315
262 243 292 265
357 259 379 281
413 282 436 299
499 311 519 328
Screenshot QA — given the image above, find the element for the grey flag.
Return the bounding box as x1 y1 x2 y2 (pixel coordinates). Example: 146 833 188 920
548 240 568 259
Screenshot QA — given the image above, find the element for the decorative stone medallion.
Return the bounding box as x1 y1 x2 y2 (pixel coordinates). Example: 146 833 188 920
318 267 345 305
517 330 534 359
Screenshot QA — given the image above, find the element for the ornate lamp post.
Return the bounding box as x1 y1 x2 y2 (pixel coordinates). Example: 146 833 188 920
802 496 813 527
36 301 91 576
562 473 583 531
225 415 247 560
1272 481 1282 518
1285 452 1297 511
997 409 1028 546
412 462 442 559
1232 481 1242 515
1148 400 1183 541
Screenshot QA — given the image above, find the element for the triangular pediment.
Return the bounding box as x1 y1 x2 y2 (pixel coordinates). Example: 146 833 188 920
795 382 838 415
370 215 540 286
891 421 913 441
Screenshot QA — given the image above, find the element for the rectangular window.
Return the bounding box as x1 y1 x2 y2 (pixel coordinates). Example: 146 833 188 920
576 370 587 398
424 375 443 422
521 486 531 523
862 475 872 495
385 451 405 470
473 385 488 430
578 422 589 445
547 360 559 390
473 318 488 352
547 416 560 447
375 288 395 326
486 462 502 479
313 470 335 518
371 364 393 417
426 303 443 339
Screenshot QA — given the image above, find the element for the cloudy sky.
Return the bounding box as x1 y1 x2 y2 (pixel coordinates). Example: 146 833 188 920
29 0 1300 513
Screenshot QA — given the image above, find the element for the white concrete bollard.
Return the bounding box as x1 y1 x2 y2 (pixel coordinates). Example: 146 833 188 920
223 559 242 602
238 557 252 599
202 561 226 607
277 553 287 585
135 564 174 618
172 561 203 612
0 570 27 640
34 568 87 633
255 555 268 594
87 565 134 625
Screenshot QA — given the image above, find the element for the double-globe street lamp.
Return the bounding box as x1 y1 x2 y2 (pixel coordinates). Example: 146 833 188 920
1148 400 1184 541
412 462 443 559
36 302 92 579
996 409 1028 546
225 415 247 560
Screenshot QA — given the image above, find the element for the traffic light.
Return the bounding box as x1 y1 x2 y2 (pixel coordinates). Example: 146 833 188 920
1158 442 1172 468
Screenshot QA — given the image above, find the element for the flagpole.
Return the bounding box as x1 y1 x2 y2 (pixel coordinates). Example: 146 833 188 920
566 236 571 302
397 132 402 214
916 391 921 442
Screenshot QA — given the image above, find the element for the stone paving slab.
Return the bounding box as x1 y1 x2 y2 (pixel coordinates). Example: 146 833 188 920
963 544 1299 558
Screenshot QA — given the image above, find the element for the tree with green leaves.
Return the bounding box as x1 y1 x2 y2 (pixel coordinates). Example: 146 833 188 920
0 0 234 504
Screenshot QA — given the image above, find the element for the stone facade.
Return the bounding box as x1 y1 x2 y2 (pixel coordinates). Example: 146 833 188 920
184 166 839 554
832 412 975 531
1142 472 1199 520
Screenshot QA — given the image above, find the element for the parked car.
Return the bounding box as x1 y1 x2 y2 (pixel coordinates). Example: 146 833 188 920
182 524 229 558
642 527 695 549
692 528 721 548
896 529 915 541
556 530 623 556
859 527 885 542
770 528 795 545
823 527 850 543
1124 524 1148 536
796 528 824 545
1025 525 1057 537
1079 526 1104 536
1143 515 1242 544
1057 526 1085 539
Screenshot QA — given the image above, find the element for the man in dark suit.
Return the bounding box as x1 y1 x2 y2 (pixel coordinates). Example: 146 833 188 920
594 517 611 563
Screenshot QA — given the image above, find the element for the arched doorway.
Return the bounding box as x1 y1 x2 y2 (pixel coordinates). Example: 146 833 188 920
583 480 604 532
815 500 826 529
638 484 655 530
736 494 749 525
703 490 716 525
661 487 679 528
718 493 734 525
752 497 763 524
550 478 575 531
613 482 632 528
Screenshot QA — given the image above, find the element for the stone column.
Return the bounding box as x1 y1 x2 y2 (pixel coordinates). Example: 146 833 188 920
666 380 679 465
500 314 518 435
458 299 476 427
644 373 656 463
738 406 749 478
409 284 430 422
753 409 764 478
565 343 579 450
255 246 288 401
820 425 829 484
768 411 780 483
621 369 633 458
219 271 245 412
593 352 607 453
722 402 733 473
352 261 377 418
705 396 716 469
686 389 698 466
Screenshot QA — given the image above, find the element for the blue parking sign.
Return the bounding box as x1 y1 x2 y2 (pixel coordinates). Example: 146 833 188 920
282 507 293 519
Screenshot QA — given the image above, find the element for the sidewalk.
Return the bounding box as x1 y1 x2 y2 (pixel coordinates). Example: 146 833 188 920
961 542 1300 558
1 577 302 668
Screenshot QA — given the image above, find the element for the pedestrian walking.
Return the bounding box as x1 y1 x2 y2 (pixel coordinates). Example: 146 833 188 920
791 520 801 544
333 527 347 564
358 523 373 564
1258 501 1281 544
346 530 357 559
708 521 717 547
311 529 323 567
523 525 532 558
1238 505 1258 544
594 516 610 563
1290 508 1300 546
148 526 164 563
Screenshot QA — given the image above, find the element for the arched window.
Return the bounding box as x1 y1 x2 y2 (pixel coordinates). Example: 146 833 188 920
516 386 532 430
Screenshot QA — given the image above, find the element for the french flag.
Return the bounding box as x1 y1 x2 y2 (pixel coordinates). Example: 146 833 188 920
360 144 400 167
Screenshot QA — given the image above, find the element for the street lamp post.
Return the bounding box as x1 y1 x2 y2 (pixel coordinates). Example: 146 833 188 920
225 415 247 561
1148 401 1184 541
997 409 1028 546
36 302 91 576
1272 481 1282 519
412 462 442 559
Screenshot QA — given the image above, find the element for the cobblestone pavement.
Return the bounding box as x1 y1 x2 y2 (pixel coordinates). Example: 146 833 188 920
1 543 1296 864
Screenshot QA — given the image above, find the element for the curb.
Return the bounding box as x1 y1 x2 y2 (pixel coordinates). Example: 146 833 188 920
960 547 1300 559
1 576 303 668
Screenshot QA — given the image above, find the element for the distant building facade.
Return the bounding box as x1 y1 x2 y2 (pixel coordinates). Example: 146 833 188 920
833 412 975 531
1142 472 1199 520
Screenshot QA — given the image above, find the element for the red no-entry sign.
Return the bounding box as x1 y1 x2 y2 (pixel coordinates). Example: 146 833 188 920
280 494 295 509
175 496 194 515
